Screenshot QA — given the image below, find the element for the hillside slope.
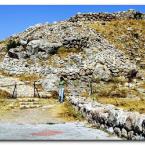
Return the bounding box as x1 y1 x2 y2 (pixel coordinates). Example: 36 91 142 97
0 10 144 113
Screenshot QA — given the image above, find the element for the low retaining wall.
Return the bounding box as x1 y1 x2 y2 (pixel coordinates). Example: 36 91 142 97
68 95 145 140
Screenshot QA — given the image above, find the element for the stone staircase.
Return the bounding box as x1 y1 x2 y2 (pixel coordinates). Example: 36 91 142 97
17 97 41 109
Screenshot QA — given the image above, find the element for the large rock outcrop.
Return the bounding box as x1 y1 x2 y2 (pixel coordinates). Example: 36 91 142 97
69 10 145 22
41 74 59 92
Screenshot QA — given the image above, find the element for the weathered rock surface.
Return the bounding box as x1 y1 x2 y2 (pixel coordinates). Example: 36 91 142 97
27 39 62 56
41 74 59 92
69 9 145 22
93 63 112 81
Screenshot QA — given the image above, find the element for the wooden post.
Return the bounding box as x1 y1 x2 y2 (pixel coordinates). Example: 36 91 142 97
35 86 40 98
33 81 40 98
12 83 17 99
34 81 36 97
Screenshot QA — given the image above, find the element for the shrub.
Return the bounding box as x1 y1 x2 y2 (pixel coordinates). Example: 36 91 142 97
6 39 20 52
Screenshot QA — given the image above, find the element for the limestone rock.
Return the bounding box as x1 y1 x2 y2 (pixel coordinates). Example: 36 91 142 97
27 39 62 56
93 63 112 81
41 74 59 92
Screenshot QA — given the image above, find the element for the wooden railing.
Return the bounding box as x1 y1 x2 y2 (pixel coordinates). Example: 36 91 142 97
0 81 41 98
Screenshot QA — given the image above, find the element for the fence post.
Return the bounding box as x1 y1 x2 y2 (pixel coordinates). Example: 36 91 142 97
33 81 40 98
34 81 36 97
12 83 17 99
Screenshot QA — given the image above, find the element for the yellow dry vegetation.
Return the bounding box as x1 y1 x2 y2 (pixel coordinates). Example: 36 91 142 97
17 74 40 83
57 47 81 59
0 89 17 116
0 89 11 99
0 70 12 77
89 81 145 113
89 20 145 58
39 98 84 121
94 96 145 114
59 101 84 121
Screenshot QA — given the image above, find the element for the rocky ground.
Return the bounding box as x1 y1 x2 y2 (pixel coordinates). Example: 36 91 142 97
0 9 144 140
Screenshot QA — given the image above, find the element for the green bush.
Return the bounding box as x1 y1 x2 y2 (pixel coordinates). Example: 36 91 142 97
6 39 20 52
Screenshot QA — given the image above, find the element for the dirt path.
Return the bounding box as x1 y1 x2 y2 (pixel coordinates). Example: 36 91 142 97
0 99 68 124
0 74 120 140
0 98 120 140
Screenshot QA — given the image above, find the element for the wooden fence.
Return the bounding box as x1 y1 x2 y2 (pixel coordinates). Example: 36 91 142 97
0 81 41 99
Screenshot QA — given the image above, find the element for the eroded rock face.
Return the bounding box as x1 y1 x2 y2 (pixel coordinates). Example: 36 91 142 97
27 39 62 56
0 18 138 80
8 46 29 59
95 48 137 76
63 36 89 48
41 74 59 92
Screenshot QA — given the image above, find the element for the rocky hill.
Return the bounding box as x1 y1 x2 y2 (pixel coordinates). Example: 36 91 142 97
0 9 145 140
0 9 144 102
0 10 145 90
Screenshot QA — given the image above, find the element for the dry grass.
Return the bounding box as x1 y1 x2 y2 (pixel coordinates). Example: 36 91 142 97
17 74 40 83
0 70 13 77
92 83 129 98
89 81 145 113
57 47 81 59
46 47 81 67
0 89 11 99
139 82 145 89
0 89 17 116
94 96 145 114
59 101 84 121
81 91 90 99
39 98 84 121
89 20 145 60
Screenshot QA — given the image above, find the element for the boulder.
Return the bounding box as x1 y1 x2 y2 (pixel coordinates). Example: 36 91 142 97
41 74 59 92
8 46 29 59
27 39 62 55
93 63 112 81
121 128 128 138
128 131 135 140
107 110 117 127
20 39 27 45
114 127 121 137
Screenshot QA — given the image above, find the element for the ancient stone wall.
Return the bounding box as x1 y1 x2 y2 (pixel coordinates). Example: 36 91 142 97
69 10 145 22
68 95 145 140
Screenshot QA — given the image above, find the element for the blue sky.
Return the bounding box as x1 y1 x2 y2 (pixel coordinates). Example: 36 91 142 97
0 5 144 40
